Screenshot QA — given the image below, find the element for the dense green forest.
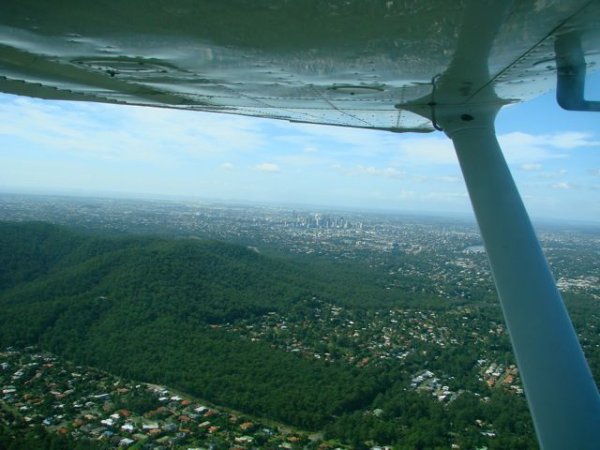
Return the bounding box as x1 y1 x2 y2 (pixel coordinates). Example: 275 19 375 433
1 221 580 448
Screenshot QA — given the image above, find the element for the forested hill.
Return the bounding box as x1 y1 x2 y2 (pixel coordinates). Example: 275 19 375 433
0 221 389 430
0 221 323 323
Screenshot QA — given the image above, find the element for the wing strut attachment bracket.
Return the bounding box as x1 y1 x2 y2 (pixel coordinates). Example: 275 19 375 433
555 33 600 112
427 74 444 131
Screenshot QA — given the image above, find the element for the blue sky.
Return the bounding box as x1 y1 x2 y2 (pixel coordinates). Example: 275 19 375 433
0 74 599 222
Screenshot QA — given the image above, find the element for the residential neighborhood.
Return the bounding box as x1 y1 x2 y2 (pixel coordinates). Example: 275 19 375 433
221 299 523 402
0 348 341 449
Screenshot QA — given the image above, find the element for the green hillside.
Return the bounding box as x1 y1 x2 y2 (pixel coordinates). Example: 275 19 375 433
0 222 384 429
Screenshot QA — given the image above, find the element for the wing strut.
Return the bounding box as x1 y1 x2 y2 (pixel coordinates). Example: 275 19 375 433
439 108 600 450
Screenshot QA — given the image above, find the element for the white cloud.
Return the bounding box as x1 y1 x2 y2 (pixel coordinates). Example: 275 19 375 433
0 95 268 164
394 137 457 165
422 191 468 199
352 165 404 178
280 128 599 171
275 153 325 167
540 169 567 179
521 163 542 171
549 132 600 149
552 182 574 190
370 131 596 170
333 164 404 178
438 175 461 183
254 163 280 173
499 132 599 165
220 162 235 170
499 133 565 164
277 122 403 160
395 190 416 199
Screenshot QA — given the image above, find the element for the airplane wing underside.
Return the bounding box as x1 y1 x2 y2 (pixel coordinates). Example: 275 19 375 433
0 0 599 132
